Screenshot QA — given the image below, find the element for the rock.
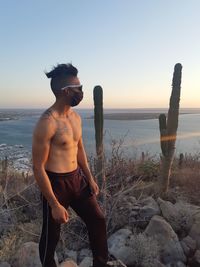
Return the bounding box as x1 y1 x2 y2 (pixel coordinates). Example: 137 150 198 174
144 215 186 264
0 262 11 267
189 217 200 249
128 196 161 229
63 249 78 263
157 198 193 235
110 197 136 230
108 228 134 265
180 235 196 257
11 241 58 267
79 256 93 267
188 249 200 267
78 248 92 263
138 197 161 221
157 198 178 221
108 228 132 253
59 260 78 267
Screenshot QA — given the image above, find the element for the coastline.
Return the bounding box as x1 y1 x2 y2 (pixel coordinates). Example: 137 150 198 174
87 112 189 121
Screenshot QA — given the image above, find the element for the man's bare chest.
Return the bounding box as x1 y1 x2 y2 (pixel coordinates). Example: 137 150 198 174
52 120 81 147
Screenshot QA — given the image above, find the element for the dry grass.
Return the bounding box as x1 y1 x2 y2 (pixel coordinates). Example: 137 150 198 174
167 154 200 205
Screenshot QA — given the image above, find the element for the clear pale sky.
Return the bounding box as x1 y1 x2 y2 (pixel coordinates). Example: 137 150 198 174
0 0 199 109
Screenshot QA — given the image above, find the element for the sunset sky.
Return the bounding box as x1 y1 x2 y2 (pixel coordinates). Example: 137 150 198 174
0 0 199 109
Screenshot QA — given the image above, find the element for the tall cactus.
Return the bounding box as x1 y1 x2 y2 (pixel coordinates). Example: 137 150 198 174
93 85 105 195
159 63 182 193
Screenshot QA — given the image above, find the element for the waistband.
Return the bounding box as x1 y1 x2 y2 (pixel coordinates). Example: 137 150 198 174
45 166 80 179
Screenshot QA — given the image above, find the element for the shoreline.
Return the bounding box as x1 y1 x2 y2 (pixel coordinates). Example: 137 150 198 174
87 112 190 121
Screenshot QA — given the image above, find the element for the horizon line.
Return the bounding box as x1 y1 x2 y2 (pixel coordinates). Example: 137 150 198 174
0 107 200 110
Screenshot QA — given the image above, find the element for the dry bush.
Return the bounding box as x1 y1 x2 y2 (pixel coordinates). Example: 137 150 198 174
0 231 18 261
169 154 200 205
0 163 41 262
0 219 41 262
128 232 160 267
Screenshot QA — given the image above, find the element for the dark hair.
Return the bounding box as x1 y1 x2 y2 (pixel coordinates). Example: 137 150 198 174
45 63 78 79
45 63 78 96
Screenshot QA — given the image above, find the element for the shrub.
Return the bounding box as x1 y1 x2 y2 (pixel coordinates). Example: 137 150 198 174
128 232 160 267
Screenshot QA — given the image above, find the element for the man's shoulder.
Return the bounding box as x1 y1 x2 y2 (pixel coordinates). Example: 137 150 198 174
40 108 54 121
72 109 81 121
34 108 56 131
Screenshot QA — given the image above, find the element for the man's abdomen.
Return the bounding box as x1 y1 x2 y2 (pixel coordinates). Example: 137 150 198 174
45 145 78 173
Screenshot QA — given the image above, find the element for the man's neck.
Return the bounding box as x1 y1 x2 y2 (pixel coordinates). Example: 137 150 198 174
51 101 72 117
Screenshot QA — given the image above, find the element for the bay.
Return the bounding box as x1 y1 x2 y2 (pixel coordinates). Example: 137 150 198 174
0 108 200 162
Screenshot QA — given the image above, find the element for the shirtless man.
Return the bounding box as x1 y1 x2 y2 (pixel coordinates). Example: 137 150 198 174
32 64 108 267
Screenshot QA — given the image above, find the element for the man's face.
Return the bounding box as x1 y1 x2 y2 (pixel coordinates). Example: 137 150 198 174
61 77 83 106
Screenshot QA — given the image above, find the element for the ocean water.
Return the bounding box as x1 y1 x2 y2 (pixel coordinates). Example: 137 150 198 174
0 108 200 161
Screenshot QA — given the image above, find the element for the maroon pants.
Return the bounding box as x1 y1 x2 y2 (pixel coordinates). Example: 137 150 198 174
39 167 108 267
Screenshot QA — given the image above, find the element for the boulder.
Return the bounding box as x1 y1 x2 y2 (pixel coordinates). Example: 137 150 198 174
110 196 136 230
180 235 196 257
157 198 193 235
157 198 178 223
111 196 160 231
144 215 186 264
78 248 92 263
79 256 93 267
188 249 200 267
137 197 161 225
128 197 161 229
63 249 78 263
108 228 135 265
189 217 200 249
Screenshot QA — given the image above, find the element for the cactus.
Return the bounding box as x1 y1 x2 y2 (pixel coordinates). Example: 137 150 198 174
93 85 105 194
159 63 182 193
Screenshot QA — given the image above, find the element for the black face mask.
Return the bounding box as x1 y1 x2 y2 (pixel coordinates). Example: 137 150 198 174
70 91 83 107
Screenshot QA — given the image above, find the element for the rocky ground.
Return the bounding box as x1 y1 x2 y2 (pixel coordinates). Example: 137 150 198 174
1 154 200 267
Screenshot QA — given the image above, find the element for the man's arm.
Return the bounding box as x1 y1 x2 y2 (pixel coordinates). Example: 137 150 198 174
77 136 95 183
32 116 60 208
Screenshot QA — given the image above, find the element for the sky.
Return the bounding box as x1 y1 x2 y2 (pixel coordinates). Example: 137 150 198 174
0 0 199 109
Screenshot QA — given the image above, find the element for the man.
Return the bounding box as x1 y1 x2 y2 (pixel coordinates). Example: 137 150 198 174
32 63 108 267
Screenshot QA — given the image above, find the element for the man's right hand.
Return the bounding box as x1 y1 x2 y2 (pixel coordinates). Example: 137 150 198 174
51 204 69 224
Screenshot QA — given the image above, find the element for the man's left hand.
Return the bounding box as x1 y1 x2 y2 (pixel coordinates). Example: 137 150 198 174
89 180 99 196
